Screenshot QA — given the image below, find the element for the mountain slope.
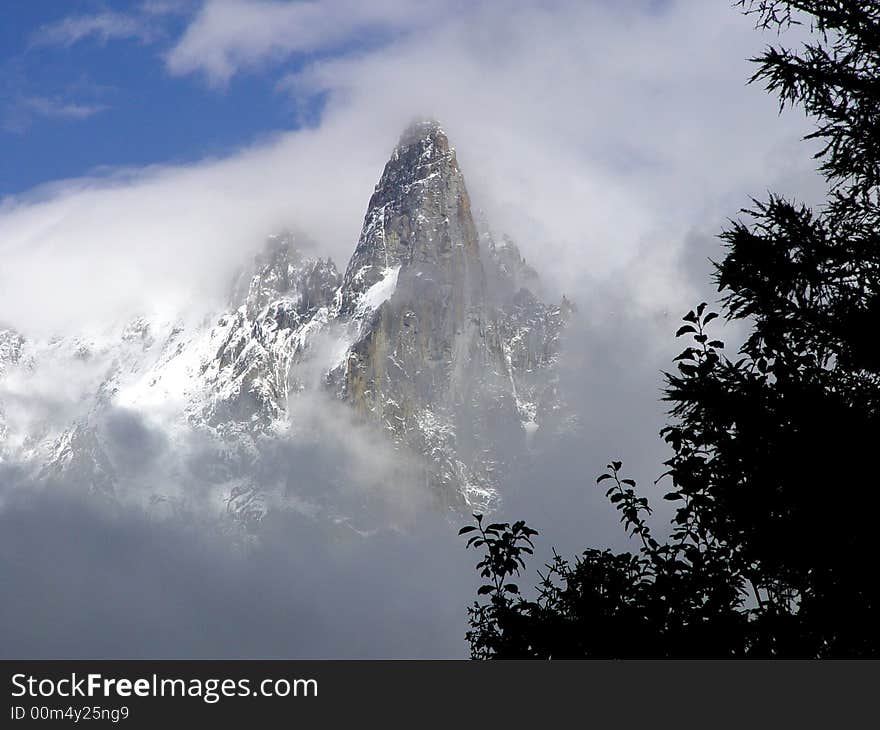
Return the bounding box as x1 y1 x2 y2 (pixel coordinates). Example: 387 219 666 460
0 121 573 521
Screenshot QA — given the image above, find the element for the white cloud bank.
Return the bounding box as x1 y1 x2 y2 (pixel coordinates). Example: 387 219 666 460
165 0 463 86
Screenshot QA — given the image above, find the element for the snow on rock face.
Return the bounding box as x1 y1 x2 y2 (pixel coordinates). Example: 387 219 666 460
354 265 401 318
198 239 342 426
0 330 24 373
339 120 483 318
0 121 573 521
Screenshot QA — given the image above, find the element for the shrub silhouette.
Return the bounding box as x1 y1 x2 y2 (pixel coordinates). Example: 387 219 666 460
463 0 880 658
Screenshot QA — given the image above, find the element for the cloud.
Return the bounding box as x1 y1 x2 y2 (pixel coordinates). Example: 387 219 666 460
0 127 382 333
0 364 470 657
18 96 107 120
140 0 199 16
164 0 462 86
30 12 158 48
2 94 109 134
0 486 475 658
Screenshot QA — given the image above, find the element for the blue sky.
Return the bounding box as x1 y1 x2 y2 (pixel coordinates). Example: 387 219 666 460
0 1 335 196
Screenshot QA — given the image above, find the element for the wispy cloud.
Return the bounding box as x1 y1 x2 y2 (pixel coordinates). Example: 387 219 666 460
140 0 199 16
164 0 461 86
31 11 157 48
19 96 108 120
3 95 109 133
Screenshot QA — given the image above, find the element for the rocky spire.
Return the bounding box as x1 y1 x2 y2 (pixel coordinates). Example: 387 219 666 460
339 119 484 315
330 121 564 507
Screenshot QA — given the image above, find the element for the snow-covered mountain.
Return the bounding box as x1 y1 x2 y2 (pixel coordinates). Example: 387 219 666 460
0 121 574 524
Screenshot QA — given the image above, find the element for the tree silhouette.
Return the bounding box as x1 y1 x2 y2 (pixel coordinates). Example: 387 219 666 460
463 0 880 658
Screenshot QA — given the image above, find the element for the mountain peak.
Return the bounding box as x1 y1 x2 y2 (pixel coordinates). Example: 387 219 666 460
397 118 447 148
339 120 481 314
383 118 455 189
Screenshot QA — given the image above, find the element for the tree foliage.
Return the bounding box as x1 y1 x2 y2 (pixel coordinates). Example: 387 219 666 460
463 0 880 658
